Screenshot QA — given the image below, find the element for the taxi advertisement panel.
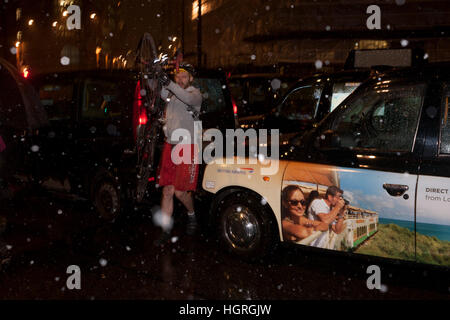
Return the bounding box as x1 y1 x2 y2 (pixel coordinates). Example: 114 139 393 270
281 162 450 267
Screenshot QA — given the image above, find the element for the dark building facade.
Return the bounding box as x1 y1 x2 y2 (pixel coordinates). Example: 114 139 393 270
1 0 450 76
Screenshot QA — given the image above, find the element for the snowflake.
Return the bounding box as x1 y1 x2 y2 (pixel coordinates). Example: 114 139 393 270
315 60 323 69
99 258 108 267
60 56 70 65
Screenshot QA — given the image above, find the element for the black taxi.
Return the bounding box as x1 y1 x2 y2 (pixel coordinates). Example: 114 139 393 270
29 69 235 220
202 64 450 267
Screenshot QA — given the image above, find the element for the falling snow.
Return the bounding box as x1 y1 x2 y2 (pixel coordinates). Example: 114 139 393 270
60 56 70 65
270 78 281 91
99 258 108 267
258 154 265 162
315 60 323 69
152 208 174 231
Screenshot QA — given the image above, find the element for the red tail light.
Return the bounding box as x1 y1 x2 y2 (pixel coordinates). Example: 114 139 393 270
232 97 238 115
139 112 148 125
22 67 29 78
137 86 148 125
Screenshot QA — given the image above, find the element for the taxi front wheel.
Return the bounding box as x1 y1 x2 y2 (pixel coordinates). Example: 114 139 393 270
216 191 278 259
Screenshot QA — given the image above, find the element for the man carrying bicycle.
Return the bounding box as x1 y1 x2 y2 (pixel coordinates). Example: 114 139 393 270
154 62 202 245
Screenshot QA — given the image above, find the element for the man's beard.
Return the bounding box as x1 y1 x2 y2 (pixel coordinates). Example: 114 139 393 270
177 80 192 89
184 82 193 89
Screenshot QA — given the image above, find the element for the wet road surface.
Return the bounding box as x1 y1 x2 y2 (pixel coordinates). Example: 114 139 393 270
0 189 449 300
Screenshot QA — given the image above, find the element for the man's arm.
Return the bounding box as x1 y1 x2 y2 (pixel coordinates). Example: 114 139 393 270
160 86 170 100
316 199 345 225
331 216 345 234
166 82 202 106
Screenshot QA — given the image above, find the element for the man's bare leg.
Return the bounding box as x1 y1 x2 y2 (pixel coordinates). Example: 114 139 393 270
154 185 175 246
161 185 175 219
174 190 194 213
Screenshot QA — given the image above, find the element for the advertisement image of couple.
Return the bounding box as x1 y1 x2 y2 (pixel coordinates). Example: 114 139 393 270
282 185 347 249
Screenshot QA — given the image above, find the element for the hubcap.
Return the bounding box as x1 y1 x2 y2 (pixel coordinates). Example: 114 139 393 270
98 183 119 218
224 204 259 250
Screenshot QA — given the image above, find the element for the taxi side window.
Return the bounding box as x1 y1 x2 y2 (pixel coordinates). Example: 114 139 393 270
278 85 323 121
329 82 426 152
38 83 74 121
330 82 361 112
440 87 450 154
193 78 227 114
82 80 122 120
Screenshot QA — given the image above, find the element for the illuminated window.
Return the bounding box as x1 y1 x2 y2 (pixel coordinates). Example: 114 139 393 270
192 0 212 20
357 40 388 50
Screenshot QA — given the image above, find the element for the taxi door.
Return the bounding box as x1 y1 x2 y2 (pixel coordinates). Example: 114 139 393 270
282 79 427 262
415 82 450 267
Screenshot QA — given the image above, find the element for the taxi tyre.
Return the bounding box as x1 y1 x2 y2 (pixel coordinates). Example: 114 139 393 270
91 170 122 222
215 190 278 259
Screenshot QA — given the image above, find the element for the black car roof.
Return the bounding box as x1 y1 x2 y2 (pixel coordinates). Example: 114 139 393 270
32 68 227 82
285 69 371 94
375 63 450 82
303 69 371 83
32 69 136 83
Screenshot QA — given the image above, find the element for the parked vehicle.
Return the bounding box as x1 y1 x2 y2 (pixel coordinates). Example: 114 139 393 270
0 57 48 270
228 73 298 127
202 64 450 268
240 70 373 145
29 68 235 220
0 57 48 197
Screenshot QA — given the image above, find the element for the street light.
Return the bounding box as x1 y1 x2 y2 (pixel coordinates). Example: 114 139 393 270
28 19 34 26
90 13 96 19
96 47 102 68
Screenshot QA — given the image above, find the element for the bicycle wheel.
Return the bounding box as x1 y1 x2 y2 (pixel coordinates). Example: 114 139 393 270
134 33 164 203
135 121 159 202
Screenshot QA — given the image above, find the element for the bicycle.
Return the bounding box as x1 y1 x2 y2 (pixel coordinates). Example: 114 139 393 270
134 33 167 203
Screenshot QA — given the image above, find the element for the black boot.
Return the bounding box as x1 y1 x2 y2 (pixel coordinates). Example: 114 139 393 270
186 214 198 236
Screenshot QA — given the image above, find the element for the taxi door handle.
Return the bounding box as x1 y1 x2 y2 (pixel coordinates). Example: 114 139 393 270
383 183 409 197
